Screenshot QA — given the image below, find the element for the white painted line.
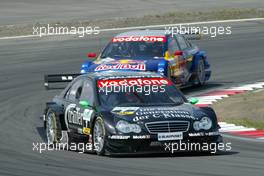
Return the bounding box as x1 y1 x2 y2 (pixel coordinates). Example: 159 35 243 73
0 35 36 40
1 17 264 40
196 98 218 101
257 137 264 140
100 17 264 32
197 101 216 104
220 123 236 128
200 93 229 97
228 87 254 91
197 99 219 103
255 82 264 86
247 84 264 89
218 122 227 125
247 82 264 88
239 85 260 89
197 102 213 105
195 96 224 100
220 126 255 132
220 128 256 132
220 125 246 129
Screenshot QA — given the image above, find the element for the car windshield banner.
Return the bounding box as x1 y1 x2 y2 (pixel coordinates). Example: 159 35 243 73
112 36 166 42
97 77 172 88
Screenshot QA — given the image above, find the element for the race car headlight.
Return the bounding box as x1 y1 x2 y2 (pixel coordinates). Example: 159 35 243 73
116 120 141 133
193 117 212 131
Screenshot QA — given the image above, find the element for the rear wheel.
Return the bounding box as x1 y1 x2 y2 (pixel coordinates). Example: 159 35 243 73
93 117 106 155
196 59 206 86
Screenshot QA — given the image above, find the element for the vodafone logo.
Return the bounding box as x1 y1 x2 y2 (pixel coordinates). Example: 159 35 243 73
112 36 166 42
97 78 171 87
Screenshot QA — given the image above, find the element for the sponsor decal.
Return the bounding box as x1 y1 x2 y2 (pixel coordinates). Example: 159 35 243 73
83 127 91 135
83 109 94 122
94 63 146 71
188 131 220 137
61 76 73 81
65 104 83 126
132 135 151 139
133 107 196 122
108 135 130 139
112 107 139 115
112 36 166 43
65 104 94 127
158 132 183 141
98 75 162 80
97 77 171 88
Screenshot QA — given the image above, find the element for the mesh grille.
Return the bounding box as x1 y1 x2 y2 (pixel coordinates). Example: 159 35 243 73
145 121 189 134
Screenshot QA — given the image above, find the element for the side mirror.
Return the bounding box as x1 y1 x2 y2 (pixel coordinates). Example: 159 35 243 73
87 52 97 58
188 98 199 105
79 100 90 108
174 50 183 56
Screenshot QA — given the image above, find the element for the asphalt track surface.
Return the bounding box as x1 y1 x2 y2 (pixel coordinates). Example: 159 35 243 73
1 0 264 25
0 21 264 176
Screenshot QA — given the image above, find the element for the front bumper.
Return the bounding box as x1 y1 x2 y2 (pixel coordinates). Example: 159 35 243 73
105 131 222 154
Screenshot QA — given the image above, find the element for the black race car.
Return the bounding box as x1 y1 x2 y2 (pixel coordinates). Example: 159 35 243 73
43 71 222 155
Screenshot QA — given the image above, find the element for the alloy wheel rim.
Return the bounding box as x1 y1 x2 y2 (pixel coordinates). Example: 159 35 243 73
46 113 55 144
93 121 104 152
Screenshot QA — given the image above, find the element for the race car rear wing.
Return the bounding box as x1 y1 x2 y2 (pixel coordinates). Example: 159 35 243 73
44 73 81 89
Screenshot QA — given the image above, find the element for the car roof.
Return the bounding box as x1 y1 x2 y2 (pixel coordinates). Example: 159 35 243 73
80 71 163 80
114 30 170 37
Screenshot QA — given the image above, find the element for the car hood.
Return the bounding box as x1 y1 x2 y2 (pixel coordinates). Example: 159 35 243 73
100 103 205 125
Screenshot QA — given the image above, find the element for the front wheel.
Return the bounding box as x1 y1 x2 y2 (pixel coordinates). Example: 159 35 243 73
46 110 61 144
93 117 106 155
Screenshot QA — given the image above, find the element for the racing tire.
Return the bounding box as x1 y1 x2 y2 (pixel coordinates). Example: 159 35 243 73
46 109 62 145
93 117 106 156
196 59 206 86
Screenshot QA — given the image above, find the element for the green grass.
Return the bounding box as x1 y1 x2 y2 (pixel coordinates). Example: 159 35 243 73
213 90 264 130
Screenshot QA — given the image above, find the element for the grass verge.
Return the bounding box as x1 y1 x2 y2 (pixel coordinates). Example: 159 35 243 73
212 89 264 129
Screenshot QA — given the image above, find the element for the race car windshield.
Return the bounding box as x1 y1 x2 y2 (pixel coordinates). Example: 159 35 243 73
97 78 185 110
101 41 165 59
